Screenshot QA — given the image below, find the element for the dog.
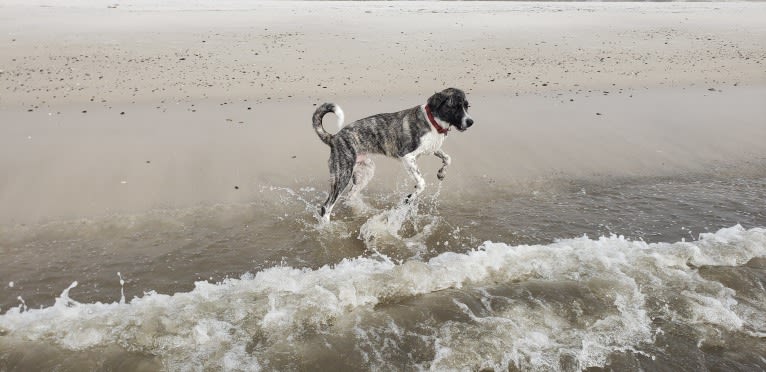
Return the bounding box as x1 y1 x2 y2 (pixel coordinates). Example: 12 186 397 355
312 87 474 222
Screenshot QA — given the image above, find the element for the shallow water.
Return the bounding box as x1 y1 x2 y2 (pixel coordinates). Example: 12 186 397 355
1 170 765 371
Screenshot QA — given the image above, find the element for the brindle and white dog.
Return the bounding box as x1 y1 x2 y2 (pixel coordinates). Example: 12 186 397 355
312 87 474 222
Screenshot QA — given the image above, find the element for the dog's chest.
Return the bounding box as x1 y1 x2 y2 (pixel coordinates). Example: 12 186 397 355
413 130 446 157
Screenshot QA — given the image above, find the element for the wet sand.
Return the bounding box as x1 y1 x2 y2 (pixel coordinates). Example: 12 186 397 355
1 87 765 225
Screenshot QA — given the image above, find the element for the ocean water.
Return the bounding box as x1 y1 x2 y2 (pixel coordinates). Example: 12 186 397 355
1 172 765 371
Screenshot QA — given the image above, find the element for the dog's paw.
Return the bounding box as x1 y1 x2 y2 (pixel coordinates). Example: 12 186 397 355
319 206 332 222
404 193 414 204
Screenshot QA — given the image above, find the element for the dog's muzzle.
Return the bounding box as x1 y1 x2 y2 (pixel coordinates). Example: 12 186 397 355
457 118 474 132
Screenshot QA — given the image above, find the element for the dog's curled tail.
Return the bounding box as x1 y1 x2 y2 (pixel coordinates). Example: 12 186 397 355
312 103 345 145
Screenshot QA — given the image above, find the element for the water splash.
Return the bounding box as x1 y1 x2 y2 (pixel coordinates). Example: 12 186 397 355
1 225 762 371
117 272 126 305
264 182 451 257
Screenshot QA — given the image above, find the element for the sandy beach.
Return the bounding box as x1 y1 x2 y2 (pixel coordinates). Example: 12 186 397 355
1 1 765 371
1 1 765 224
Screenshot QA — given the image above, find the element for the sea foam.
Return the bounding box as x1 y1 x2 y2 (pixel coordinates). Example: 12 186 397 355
0 225 764 370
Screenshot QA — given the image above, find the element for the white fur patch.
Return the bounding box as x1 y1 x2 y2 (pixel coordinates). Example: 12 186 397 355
333 105 345 130
414 105 447 157
415 129 446 157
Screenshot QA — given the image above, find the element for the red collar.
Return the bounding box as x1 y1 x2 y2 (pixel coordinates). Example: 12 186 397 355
425 104 449 135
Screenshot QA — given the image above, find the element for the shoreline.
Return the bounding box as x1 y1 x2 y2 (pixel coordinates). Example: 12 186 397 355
1 86 765 225
1 4 765 369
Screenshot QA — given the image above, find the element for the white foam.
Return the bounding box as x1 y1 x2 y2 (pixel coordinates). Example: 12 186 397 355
0 225 764 370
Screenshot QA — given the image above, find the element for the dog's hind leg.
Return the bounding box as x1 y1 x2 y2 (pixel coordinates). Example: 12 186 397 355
348 155 375 200
402 154 425 203
320 147 355 221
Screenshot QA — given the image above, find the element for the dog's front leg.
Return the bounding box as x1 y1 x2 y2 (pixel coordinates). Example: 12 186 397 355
434 150 451 181
402 154 425 203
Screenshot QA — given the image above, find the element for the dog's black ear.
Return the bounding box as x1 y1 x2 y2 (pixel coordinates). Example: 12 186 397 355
428 91 447 109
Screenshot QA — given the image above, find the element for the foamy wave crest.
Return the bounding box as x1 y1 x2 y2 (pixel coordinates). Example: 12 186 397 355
1 225 764 370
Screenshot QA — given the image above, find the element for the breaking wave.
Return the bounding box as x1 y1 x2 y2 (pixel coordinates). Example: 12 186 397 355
0 225 765 371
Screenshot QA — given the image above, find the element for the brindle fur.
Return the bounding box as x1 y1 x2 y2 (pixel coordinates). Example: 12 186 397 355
312 88 473 221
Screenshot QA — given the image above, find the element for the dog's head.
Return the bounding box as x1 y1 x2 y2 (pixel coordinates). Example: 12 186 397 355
427 88 473 132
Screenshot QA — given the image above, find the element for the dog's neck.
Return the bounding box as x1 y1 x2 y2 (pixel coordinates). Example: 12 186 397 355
423 104 450 135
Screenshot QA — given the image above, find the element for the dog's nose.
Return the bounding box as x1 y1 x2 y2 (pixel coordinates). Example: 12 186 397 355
466 118 474 127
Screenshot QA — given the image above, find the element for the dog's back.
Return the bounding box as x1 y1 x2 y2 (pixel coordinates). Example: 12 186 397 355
314 106 429 158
